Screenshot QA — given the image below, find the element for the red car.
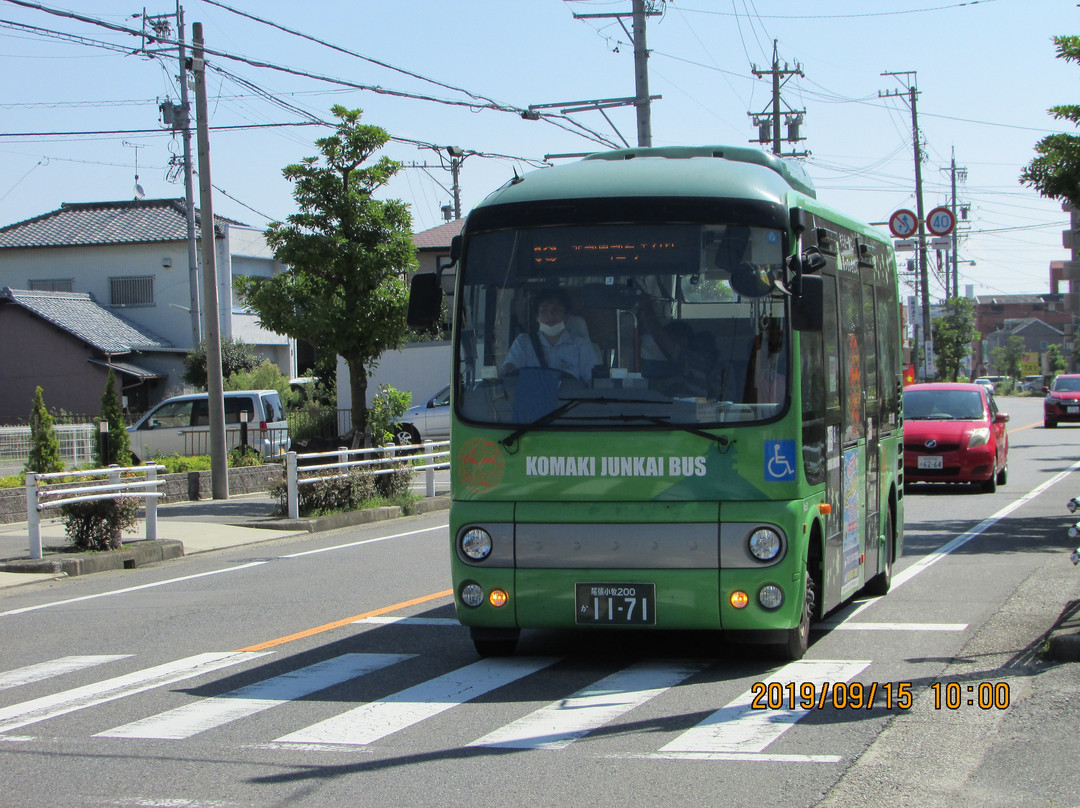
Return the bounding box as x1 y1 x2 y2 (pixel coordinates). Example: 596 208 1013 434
903 382 1009 493
1044 374 1080 428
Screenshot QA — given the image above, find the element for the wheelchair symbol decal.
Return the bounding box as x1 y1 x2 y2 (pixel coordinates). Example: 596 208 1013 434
765 440 796 482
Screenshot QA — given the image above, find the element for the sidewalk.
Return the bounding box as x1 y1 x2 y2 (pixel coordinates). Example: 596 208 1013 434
0 473 450 590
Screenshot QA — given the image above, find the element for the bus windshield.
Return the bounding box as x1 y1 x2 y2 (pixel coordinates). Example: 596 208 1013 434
455 222 789 428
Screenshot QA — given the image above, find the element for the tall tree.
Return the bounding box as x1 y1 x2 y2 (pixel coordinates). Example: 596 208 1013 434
931 297 977 382
26 386 63 474
1021 35 1080 207
95 369 132 467
234 106 415 442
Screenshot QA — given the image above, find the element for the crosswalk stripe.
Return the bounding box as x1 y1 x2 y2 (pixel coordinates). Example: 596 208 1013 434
274 656 559 746
659 659 870 755
96 653 413 740
468 660 708 750
0 652 269 735
0 656 131 691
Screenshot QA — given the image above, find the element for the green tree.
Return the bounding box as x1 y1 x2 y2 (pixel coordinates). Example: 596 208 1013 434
1047 343 1068 378
183 337 261 389
95 369 132 467
1021 36 1080 207
931 297 977 382
989 336 1026 382
26 386 64 474
234 106 415 443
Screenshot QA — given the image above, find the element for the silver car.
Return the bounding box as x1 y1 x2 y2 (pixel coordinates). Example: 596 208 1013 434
393 385 450 445
127 390 290 462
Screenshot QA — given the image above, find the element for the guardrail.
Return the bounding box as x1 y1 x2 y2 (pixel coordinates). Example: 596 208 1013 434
25 463 167 560
284 440 450 520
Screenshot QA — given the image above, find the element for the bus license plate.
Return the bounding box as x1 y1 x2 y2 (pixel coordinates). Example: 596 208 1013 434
917 456 943 470
575 583 656 625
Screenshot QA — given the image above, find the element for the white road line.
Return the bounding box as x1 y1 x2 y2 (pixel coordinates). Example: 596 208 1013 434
838 458 1080 624
274 656 558 746
0 525 447 619
815 622 967 632
635 751 843 763
468 659 707 750
0 652 269 735
97 653 412 740
0 563 268 618
281 526 443 559
0 655 131 691
659 659 870 755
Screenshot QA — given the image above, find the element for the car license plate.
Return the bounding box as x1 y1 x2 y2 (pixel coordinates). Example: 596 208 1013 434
575 583 656 625
1069 406 1079 414
918 455 943 470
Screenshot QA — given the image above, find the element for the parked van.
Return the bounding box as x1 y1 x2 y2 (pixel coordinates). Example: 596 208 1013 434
127 390 289 463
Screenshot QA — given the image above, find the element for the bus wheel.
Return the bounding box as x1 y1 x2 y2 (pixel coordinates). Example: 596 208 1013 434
471 626 520 657
776 572 814 661
863 509 893 597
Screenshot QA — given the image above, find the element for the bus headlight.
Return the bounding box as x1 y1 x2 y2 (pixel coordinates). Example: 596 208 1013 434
460 583 484 607
748 528 783 561
461 528 493 561
758 585 784 610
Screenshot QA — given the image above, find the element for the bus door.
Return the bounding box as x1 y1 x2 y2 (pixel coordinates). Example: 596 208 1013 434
837 260 868 599
858 241 883 581
818 259 845 612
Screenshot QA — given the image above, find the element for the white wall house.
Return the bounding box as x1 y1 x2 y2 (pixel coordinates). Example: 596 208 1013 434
0 198 296 409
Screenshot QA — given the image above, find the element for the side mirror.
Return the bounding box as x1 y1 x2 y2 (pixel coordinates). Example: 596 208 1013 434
407 273 443 330
729 262 773 298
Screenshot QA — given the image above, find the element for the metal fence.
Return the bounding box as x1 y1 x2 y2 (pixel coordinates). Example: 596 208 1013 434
25 463 166 559
0 423 98 472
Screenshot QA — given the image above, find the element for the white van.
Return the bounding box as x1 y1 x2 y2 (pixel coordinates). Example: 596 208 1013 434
127 390 290 462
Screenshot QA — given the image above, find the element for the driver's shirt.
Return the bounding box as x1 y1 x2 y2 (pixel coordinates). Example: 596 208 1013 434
503 329 599 382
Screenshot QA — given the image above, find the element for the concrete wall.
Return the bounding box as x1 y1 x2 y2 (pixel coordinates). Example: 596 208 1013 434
0 464 282 525
336 342 452 425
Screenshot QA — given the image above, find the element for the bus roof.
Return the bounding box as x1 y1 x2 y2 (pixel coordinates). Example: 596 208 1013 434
475 145 817 211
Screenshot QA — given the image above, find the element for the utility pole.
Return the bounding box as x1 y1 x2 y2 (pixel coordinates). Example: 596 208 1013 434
569 0 662 148
881 71 930 379
176 3 201 346
749 40 807 157
947 149 968 301
192 21 228 499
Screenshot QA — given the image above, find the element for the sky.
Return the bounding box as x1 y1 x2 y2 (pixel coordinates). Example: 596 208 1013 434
0 0 1076 303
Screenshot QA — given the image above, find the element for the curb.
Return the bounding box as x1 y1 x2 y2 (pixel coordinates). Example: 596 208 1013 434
0 539 184 577
1045 597 1080 662
256 496 451 533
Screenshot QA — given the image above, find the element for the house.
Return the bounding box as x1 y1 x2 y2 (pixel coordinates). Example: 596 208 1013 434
0 198 298 411
0 287 175 419
981 317 1065 375
971 294 1072 375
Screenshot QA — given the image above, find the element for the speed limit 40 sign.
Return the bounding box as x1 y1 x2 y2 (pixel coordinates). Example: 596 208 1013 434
926 206 956 236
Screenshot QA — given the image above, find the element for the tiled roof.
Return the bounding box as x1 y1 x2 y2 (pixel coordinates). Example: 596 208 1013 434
412 219 464 250
0 287 173 354
0 199 241 249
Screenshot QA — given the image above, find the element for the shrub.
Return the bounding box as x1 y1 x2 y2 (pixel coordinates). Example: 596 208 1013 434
368 385 411 446
270 461 416 517
61 496 140 551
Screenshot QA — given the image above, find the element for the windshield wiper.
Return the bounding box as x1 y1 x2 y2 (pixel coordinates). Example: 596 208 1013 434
611 413 733 448
499 396 659 449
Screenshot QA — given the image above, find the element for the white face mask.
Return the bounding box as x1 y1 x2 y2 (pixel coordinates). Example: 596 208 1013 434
538 321 566 338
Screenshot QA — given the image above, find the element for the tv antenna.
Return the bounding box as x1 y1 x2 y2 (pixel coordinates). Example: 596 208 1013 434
123 140 147 199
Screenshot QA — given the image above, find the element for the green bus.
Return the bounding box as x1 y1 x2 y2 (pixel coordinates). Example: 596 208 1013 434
409 145 904 660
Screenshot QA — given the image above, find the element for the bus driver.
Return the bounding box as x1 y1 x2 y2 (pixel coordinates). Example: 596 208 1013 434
502 290 600 383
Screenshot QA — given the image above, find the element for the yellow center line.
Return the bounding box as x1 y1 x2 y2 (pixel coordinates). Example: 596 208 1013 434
236 589 454 652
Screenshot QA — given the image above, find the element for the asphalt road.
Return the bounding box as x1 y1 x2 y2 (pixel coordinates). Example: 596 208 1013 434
1 394 1078 808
